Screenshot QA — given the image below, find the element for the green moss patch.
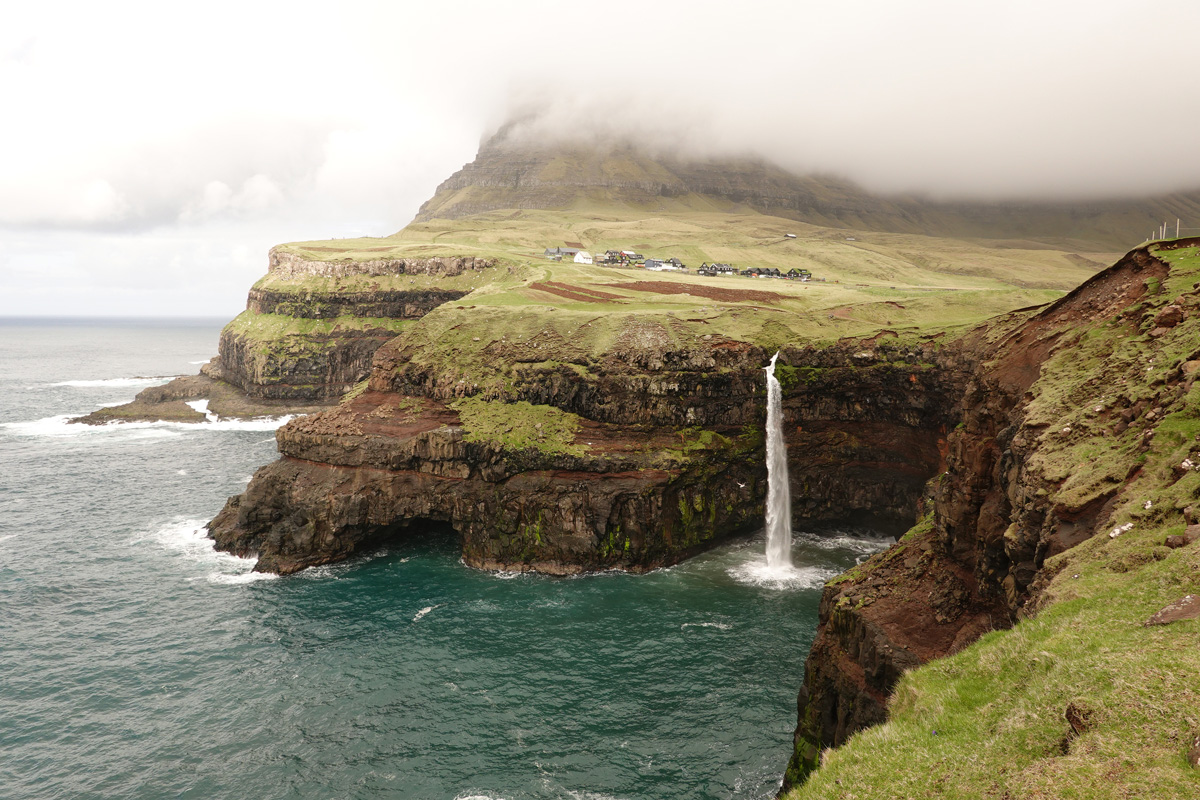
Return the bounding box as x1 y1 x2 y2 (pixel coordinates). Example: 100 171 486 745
223 310 410 342
451 397 585 456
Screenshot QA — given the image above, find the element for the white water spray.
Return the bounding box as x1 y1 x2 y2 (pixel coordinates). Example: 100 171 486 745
764 352 792 567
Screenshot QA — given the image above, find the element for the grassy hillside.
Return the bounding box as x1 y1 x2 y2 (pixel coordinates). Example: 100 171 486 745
269 204 1115 379
785 242 1200 799
409 132 1200 252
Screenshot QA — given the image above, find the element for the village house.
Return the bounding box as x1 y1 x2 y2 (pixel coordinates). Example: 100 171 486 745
543 246 581 260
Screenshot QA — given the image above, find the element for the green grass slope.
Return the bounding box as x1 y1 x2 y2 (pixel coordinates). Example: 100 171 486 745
267 202 1117 380
786 243 1200 800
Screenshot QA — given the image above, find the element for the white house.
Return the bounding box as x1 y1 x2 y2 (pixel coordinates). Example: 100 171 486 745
573 250 594 265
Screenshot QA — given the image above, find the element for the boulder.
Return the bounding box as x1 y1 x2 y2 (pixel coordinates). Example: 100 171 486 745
1153 304 1186 328
1144 595 1200 626
1164 525 1200 549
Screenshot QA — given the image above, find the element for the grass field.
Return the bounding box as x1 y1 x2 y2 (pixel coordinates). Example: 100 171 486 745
264 204 1120 381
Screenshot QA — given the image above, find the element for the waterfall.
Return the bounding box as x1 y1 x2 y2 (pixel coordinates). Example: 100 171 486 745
764 352 792 567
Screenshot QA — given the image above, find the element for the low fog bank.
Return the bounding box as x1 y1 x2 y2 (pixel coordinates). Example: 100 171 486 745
489 81 1200 204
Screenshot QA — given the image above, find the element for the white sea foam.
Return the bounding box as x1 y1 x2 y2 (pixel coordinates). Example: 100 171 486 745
49 376 177 388
185 399 221 423
192 415 295 431
0 534 16 544
0 412 295 438
1 415 182 439
794 530 893 556
207 570 278 585
485 569 527 580
189 359 212 364
413 604 443 622
137 517 275 585
727 555 835 590
297 564 343 580
681 621 733 631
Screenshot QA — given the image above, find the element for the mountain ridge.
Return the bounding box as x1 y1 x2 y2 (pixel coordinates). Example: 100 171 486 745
413 128 1200 252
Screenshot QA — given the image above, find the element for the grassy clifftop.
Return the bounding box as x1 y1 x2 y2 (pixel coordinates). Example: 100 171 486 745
785 242 1200 799
261 201 1112 401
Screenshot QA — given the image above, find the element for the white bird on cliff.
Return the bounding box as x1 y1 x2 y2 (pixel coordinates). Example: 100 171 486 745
736 481 746 488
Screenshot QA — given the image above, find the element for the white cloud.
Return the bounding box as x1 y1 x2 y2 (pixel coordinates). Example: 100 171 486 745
1 0 1198 316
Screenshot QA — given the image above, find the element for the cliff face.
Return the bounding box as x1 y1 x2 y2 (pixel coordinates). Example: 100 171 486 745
207 330 973 573
204 250 496 403
782 241 1198 791
78 249 500 425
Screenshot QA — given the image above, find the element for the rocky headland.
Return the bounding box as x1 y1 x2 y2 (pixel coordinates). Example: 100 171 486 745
78 248 498 424
207 323 973 574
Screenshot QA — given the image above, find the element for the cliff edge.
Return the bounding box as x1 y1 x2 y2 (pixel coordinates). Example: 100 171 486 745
783 239 1200 798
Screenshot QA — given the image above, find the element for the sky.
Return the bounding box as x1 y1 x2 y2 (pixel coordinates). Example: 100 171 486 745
2 0 1199 317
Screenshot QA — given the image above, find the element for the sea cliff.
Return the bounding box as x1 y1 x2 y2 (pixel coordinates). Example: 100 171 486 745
783 239 1200 797
77 248 499 423
207 326 970 573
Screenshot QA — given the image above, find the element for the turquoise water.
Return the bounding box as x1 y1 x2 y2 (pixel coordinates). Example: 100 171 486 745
0 320 887 799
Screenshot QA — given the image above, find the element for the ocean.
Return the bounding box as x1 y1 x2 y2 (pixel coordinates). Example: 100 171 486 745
0 318 887 800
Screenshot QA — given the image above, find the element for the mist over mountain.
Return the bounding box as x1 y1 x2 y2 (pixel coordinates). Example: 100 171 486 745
413 120 1200 251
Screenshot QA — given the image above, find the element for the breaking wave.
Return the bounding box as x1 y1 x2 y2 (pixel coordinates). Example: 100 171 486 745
134 517 276 585
1 413 294 437
49 376 177 388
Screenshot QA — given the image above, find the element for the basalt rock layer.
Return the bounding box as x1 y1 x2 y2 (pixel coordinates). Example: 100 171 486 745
207 329 974 574
206 249 496 403
782 241 1200 792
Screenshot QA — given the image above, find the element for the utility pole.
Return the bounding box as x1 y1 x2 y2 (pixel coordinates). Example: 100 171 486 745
1177 218 1181 238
